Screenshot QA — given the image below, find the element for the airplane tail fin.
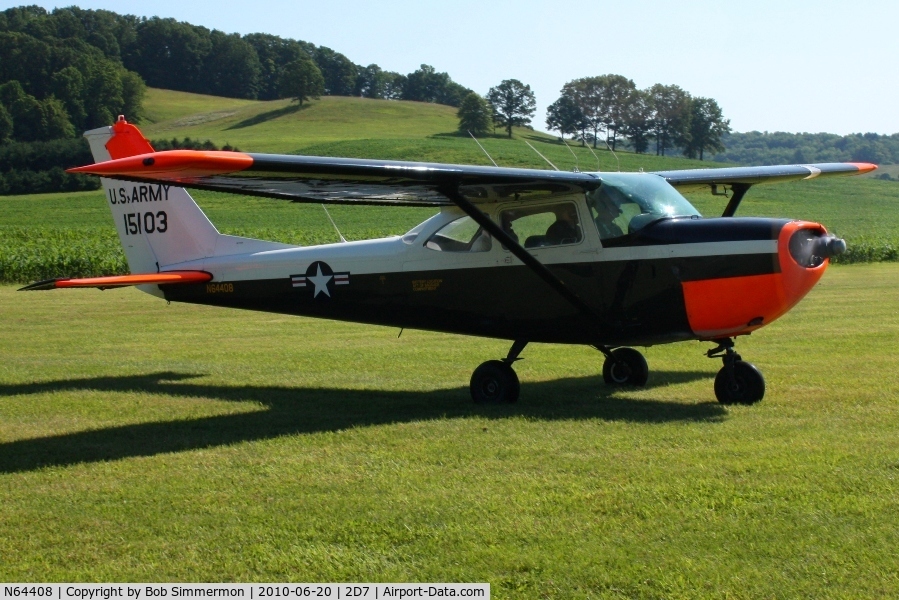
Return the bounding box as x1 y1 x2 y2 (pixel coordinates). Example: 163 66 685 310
85 117 291 290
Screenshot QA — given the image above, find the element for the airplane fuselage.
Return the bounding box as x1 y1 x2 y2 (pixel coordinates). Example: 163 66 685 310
161 204 829 347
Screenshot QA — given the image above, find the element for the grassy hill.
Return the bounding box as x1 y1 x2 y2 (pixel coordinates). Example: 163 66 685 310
139 88 705 171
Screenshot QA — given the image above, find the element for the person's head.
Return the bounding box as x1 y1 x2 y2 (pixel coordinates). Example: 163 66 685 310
590 188 622 220
555 203 578 223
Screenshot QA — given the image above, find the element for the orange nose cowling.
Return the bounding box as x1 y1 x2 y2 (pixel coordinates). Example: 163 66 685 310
682 221 829 340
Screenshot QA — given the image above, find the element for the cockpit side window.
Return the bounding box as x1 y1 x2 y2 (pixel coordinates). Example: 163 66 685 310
425 216 492 252
586 174 702 240
499 202 583 249
587 185 635 240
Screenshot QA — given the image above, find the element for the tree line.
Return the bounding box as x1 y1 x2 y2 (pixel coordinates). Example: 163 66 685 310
0 4 473 194
0 136 239 195
0 6 472 108
545 75 730 160
715 131 899 168
456 75 730 162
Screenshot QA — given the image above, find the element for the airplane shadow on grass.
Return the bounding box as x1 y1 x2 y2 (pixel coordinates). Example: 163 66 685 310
0 370 722 474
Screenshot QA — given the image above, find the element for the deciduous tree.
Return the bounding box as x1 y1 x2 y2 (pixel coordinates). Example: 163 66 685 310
622 89 653 154
486 79 536 138
648 84 691 156
457 92 491 136
0 104 12 144
201 31 261 99
601 74 636 151
546 92 588 144
315 47 357 96
279 55 324 105
683 96 730 160
561 77 604 148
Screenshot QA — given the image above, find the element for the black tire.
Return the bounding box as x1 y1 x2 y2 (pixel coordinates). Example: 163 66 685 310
602 348 649 386
470 360 520 404
714 361 765 405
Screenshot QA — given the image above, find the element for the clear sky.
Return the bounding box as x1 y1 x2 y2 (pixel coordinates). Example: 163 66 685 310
6 0 898 135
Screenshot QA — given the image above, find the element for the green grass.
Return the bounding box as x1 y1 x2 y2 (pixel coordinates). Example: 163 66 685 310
142 88 261 127
1 264 898 595
141 91 465 154
2 87 898 594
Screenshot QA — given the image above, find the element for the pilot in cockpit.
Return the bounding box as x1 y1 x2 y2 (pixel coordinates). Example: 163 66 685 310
589 186 625 240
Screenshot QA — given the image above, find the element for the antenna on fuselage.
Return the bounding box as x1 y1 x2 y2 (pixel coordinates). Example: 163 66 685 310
321 204 347 243
523 140 559 171
468 131 498 167
560 137 580 172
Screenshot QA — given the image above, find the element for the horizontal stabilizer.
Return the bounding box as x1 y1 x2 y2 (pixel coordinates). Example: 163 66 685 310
19 270 213 291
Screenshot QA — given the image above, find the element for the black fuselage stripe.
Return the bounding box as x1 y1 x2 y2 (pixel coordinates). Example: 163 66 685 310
162 253 776 345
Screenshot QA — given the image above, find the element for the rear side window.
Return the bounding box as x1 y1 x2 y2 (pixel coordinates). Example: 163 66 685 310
499 202 583 249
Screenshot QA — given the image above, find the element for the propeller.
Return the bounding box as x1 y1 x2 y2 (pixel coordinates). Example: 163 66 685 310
789 228 846 268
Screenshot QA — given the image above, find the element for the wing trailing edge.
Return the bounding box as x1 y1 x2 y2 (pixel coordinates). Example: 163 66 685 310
19 271 213 291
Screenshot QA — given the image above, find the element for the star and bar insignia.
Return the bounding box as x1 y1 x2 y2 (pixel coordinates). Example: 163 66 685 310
290 261 349 298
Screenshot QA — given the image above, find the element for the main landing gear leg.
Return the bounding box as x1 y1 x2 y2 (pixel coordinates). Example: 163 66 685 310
470 340 526 404
707 338 765 405
595 345 649 386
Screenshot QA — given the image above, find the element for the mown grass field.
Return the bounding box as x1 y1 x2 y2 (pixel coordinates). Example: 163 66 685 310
1 264 898 596
2 88 899 594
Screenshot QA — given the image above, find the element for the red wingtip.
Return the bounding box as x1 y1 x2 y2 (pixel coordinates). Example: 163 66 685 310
849 162 878 174
67 150 254 180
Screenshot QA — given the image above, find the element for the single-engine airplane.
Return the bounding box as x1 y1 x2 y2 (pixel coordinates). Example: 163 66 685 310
22 117 876 405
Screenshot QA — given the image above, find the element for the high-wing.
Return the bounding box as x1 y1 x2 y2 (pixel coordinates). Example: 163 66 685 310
69 150 876 207
655 162 876 192
70 150 601 207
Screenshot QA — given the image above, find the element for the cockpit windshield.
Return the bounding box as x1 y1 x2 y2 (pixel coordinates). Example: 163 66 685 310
586 173 701 240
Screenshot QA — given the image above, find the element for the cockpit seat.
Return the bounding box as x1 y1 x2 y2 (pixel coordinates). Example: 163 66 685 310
524 235 548 248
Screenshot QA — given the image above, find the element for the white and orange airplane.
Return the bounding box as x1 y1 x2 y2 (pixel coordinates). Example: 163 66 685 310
22 117 875 405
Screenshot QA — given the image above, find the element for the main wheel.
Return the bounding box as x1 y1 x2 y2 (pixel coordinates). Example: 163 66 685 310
714 361 765 405
470 360 520 404
602 348 649 386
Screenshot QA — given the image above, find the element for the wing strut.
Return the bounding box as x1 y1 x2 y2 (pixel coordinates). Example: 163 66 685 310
440 184 608 333
721 183 751 217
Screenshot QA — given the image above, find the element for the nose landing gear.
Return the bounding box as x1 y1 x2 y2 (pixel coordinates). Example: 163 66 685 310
708 339 765 405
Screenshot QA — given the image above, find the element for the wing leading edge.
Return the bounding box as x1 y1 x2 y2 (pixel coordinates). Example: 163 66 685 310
654 162 877 192
69 151 601 207
68 149 876 207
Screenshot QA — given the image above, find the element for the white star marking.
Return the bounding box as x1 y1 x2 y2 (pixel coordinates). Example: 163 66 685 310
307 264 333 298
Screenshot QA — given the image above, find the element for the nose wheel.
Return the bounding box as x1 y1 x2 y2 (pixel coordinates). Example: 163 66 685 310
708 339 765 405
